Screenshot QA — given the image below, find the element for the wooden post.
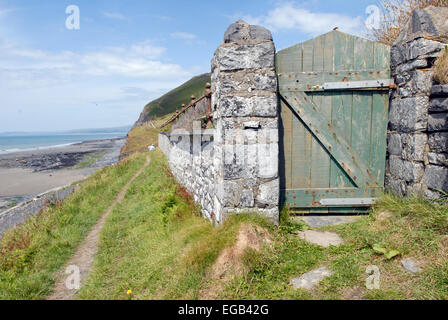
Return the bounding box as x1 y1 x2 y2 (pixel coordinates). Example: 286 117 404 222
205 82 212 128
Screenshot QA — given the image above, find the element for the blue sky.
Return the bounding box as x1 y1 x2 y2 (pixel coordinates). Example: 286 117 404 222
0 0 381 132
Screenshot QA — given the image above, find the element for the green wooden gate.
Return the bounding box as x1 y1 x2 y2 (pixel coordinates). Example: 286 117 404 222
276 31 391 213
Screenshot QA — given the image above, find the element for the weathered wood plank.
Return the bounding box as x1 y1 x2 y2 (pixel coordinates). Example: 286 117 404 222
370 91 389 185
323 32 335 72
354 38 375 70
330 92 354 188
310 37 326 188
281 91 378 187
302 39 314 72
277 30 390 211
313 35 324 72
278 70 391 91
371 42 390 186
276 43 303 74
280 100 293 189
310 93 331 189
290 108 312 188
284 187 383 208
308 34 330 213
374 42 390 70
351 91 374 187
320 31 335 191
334 31 354 71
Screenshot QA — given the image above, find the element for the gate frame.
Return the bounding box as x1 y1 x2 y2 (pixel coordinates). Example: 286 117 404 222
276 30 392 213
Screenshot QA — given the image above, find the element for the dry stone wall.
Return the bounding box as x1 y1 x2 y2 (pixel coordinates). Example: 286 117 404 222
0 185 78 239
211 21 279 225
387 6 448 198
159 21 280 225
159 130 216 220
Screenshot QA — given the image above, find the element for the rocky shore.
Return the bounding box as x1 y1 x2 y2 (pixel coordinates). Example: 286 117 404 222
0 138 126 212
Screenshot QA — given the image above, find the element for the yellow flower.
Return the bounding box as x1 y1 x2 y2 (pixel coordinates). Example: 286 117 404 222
126 289 132 295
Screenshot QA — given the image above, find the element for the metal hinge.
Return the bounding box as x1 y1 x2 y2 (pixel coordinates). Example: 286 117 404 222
319 198 377 207
322 79 395 90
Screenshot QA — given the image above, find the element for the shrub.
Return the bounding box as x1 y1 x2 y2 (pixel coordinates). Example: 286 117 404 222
369 0 448 45
434 46 448 84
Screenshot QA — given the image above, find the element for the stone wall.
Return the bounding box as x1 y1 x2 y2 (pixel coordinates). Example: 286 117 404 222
211 21 279 224
387 6 448 198
159 130 215 220
0 184 78 239
159 21 280 225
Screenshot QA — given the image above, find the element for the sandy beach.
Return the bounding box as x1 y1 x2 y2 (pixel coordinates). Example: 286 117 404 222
0 138 126 211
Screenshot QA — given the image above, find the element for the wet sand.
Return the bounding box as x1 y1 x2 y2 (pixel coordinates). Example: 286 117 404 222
0 138 126 211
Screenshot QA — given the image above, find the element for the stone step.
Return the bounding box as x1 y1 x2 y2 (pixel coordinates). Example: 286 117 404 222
297 230 344 248
292 215 362 228
290 266 333 290
401 258 422 274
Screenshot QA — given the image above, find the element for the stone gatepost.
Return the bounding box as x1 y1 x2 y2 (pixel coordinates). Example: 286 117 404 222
211 21 279 225
387 6 448 198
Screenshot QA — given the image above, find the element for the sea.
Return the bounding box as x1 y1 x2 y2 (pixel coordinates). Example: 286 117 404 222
0 127 130 155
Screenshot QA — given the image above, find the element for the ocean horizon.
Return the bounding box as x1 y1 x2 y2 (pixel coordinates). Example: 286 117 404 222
0 129 129 155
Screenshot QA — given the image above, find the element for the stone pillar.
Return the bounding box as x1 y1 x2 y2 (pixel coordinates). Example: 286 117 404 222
387 6 448 198
211 21 279 225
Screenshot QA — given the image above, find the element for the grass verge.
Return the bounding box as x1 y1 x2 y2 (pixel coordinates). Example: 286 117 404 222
120 126 159 159
2 148 447 300
77 151 448 300
75 151 107 169
222 194 448 300
0 154 147 299
77 150 268 299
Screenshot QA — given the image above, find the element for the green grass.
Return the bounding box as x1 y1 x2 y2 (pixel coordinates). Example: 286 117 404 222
120 126 159 159
222 194 448 300
434 46 448 85
2 148 447 300
77 152 448 300
75 151 107 169
136 73 211 123
0 154 147 300
77 150 265 300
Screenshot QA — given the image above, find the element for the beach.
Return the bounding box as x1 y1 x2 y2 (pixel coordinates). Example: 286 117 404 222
0 138 126 211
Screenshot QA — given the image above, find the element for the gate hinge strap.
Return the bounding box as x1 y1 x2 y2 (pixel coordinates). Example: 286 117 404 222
321 79 394 90
319 198 377 206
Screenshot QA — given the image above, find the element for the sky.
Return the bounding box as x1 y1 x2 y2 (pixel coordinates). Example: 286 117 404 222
0 0 383 132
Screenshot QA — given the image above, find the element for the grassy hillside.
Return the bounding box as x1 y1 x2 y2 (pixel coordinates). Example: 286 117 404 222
1 147 447 300
0 154 147 299
135 73 211 126
120 126 160 160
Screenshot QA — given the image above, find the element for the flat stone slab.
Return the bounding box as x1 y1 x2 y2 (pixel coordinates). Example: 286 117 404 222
290 267 333 290
401 258 422 274
293 215 362 228
297 230 343 248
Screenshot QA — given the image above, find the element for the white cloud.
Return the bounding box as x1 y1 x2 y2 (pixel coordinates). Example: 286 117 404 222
240 3 365 36
102 11 126 20
170 32 197 40
0 40 189 85
0 37 196 130
0 6 207 131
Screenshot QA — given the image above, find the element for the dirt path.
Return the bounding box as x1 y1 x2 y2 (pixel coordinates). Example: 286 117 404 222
48 155 151 300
